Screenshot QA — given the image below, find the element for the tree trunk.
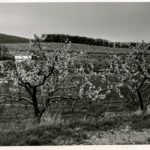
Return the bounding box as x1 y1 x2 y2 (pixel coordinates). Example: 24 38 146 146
136 89 145 112
70 99 78 113
32 87 41 124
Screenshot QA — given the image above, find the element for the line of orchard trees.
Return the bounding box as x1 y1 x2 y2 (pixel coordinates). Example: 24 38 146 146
41 34 148 49
0 45 14 60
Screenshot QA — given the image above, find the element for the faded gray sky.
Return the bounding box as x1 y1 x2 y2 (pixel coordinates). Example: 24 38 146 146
0 3 150 42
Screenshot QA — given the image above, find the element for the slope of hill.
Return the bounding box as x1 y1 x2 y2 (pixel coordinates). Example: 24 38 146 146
2 42 131 56
0 33 29 44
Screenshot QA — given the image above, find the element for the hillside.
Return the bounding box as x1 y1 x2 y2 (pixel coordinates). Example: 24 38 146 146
2 42 131 56
0 33 29 44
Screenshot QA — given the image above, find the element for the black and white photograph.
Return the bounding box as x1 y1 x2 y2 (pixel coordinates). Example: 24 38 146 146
0 1 150 147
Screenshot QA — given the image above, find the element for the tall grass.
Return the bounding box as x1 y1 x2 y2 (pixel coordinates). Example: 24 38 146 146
40 111 64 127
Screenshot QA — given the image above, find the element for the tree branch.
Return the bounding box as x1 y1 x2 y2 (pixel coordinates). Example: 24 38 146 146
35 64 55 87
141 83 150 91
0 94 33 105
138 76 147 90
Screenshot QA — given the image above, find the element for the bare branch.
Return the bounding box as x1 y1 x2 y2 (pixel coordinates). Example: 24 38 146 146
21 97 33 105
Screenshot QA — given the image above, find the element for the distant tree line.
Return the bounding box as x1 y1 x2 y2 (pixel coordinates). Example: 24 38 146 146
41 34 115 47
42 34 147 49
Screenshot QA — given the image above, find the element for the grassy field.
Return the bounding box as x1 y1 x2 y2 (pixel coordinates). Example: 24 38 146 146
2 42 132 56
1 100 150 145
1 42 150 145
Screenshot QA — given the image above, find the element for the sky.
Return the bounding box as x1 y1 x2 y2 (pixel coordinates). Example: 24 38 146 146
0 2 150 42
